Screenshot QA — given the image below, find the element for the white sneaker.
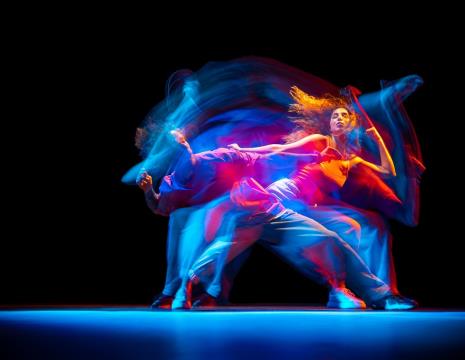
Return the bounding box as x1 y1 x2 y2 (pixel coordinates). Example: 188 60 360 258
327 287 366 309
171 279 193 310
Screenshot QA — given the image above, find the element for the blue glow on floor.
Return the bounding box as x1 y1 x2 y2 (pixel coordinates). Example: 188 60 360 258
2 308 465 359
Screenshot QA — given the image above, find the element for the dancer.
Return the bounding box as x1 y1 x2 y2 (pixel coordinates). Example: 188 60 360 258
126 58 420 310
179 87 416 309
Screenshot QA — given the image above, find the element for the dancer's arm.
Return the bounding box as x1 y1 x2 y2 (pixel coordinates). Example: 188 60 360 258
170 130 197 166
137 169 161 213
353 127 396 176
229 134 327 153
261 147 341 163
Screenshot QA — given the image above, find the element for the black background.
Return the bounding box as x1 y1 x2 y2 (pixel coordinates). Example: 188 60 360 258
5 14 462 308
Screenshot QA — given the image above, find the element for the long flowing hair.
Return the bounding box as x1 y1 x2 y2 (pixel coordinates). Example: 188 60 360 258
284 86 361 154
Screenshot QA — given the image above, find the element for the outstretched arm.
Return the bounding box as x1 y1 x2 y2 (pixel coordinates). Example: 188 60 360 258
261 147 342 163
229 134 327 153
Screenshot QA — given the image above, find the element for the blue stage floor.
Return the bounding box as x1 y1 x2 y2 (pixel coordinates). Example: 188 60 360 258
1 307 465 359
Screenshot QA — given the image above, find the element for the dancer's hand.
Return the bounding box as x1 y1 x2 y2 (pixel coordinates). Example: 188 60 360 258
136 169 153 193
365 127 383 142
170 129 188 145
228 143 241 150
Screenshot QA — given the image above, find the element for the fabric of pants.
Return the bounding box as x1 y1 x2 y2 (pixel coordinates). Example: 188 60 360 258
162 206 196 297
190 207 391 303
304 205 398 293
161 196 252 305
258 210 391 303
267 178 398 293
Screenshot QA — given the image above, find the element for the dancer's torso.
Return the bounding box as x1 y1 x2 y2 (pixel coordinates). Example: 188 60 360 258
270 136 354 205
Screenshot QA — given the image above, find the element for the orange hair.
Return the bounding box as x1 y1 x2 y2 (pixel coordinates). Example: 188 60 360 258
285 86 359 143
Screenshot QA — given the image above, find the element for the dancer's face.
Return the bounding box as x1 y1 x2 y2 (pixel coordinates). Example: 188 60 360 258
330 108 353 136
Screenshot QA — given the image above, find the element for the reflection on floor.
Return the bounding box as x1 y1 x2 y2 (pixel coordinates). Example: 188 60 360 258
1 307 465 359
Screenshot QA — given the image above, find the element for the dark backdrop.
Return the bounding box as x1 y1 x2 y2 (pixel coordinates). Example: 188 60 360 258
5 24 460 308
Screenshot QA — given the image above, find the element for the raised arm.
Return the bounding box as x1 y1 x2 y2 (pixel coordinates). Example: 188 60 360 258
355 127 396 176
171 130 197 166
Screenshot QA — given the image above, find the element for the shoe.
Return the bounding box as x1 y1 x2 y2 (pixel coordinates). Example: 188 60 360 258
150 293 173 310
370 295 418 310
171 279 193 310
171 298 192 310
192 293 218 308
327 287 366 309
